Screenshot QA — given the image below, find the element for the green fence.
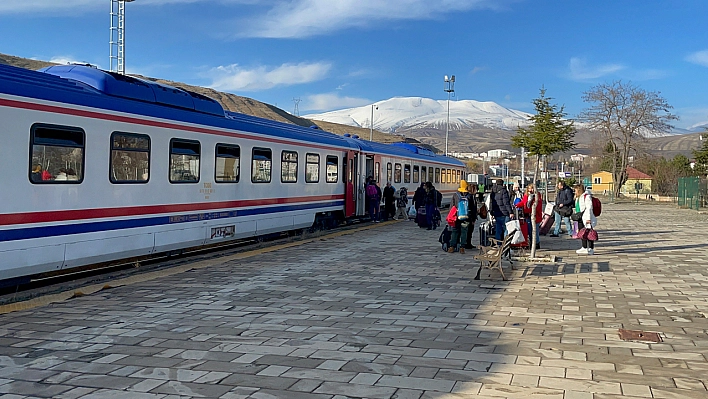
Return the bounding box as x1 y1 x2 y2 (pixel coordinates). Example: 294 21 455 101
678 177 707 210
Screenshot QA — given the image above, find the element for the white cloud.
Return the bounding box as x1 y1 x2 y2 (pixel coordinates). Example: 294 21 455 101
205 62 332 92
470 66 486 75
238 0 517 38
567 57 625 81
302 93 371 112
686 50 708 67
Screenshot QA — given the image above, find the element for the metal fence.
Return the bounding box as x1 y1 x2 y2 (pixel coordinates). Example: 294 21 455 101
678 177 707 210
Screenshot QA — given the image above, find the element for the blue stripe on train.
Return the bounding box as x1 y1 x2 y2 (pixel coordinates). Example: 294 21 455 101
0 201 344 243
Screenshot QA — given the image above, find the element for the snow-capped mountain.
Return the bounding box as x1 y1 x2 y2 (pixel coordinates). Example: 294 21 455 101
304 97 532 133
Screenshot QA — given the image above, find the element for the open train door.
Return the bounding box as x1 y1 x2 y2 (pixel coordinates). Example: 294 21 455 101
344 150 356 217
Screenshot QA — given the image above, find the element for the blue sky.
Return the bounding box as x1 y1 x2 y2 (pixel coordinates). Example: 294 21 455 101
1 0 707 128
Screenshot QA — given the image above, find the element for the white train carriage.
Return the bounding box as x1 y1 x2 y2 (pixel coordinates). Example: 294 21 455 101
0 64 465 282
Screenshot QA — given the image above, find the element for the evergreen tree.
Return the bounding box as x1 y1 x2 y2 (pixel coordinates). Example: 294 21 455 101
511 88 576 257
693 133 708 175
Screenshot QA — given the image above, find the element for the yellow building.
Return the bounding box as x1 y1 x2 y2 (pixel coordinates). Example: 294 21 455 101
590 171 613 194
590 167 653 195
621 167 653 195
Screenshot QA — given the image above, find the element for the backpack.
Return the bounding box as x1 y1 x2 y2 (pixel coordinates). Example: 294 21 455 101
366 184 378 199
438 225 452 251
591 196 602 217
397 188 408 207
457 197 469 220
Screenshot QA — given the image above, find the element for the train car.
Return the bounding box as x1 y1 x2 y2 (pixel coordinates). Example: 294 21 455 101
0 63 465 282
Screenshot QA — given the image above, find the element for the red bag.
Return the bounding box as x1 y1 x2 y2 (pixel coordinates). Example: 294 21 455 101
446 206 458 225
577 227 598 241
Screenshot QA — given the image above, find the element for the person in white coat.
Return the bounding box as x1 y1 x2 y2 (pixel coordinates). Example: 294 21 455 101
573 184 597 255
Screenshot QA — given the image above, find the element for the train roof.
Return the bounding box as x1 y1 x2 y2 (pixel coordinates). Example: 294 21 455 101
0 64 463 166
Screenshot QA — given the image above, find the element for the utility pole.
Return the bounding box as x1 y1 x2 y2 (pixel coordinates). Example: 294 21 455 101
369 104 378 141
109 0 136 74
292 98 301 116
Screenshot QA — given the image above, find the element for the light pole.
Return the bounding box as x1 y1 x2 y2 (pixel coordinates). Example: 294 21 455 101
444 75 455 156
369 104 378 141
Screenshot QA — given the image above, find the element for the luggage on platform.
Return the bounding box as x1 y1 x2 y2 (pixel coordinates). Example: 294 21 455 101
416 206 427 228
479 221 495 247
539 213 555 236
511 218 530 248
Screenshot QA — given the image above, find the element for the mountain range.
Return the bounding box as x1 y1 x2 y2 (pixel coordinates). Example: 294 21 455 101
304 97 532 133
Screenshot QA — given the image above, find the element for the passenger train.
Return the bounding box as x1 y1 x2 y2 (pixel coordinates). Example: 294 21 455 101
0 64 465 282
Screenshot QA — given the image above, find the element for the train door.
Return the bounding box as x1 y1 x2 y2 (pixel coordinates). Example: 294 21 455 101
344 150 356 217
365 155 374 181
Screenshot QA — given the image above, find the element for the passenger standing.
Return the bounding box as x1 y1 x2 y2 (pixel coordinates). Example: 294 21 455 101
382 181 396 221
515 184 542 249
394 187 408 220
424 182 438 230
491 179 515 241
413 182 426 210
365 179 381 223
464 183 479 249
550 181 574 238
574 184 598 255
448 180 472 253
511 183 523 205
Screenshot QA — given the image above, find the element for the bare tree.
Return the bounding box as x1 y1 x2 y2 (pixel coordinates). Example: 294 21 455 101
579 81 677 198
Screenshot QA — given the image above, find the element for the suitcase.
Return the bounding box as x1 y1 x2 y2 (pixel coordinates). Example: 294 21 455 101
539 213 555 236
479 221 495 247
416 207 428 228
511 218 530 248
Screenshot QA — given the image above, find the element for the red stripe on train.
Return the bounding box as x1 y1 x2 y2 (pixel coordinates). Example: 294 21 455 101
0 195 345 227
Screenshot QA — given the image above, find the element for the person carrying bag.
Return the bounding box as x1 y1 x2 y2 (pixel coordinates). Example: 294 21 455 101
572 184 598 255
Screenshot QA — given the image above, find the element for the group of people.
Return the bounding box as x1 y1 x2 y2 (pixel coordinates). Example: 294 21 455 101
551 180 598 255
479 178 599 255
366 175 598 256
411 181 444 230
364 177 409 223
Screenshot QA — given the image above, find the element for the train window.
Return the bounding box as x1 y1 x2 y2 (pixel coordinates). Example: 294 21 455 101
435 168 440 183
306 153 320 183
29 124 85 184
281 151 298 183
446 169 451 183
428 166 434 183
252 147 272 183
110 132 150 183
215 144 240 183
386 163 392 183
413 166 419 183
326 156 338 183
404 164 411 183
394 163 402 183
169 139 200 183
421 166 427 183
348 158 353 182
375 162 380 184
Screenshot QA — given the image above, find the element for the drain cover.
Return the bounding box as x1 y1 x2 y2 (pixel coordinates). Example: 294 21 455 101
618 329 662 343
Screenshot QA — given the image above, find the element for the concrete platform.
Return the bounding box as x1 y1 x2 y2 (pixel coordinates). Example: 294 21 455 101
0 202 707 399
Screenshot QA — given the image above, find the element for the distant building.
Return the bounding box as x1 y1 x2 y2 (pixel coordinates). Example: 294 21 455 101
591 167 653 195
487 149 511 158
